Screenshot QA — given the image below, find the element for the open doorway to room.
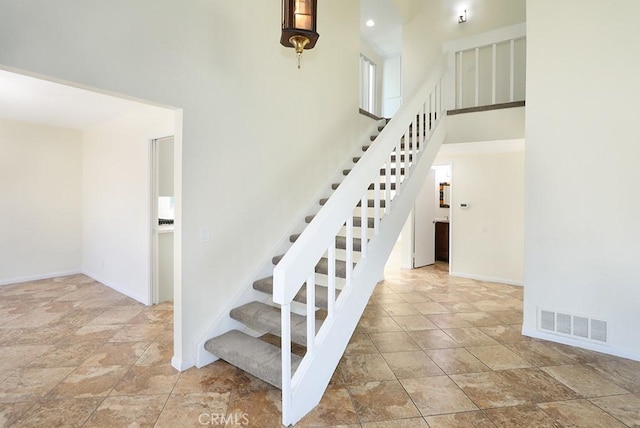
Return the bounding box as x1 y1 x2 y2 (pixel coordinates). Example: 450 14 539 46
392 163 452 271
151 136 176 304
433 164 452 265
0 68 181 310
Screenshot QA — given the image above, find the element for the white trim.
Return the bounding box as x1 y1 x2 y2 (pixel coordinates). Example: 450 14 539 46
450 271 523 287
171 356 195 372
0 270 82 286
149 138 159 305
522 327 640 363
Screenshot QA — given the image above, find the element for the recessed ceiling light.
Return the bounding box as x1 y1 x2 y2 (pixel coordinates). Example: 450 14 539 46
366 19 375 27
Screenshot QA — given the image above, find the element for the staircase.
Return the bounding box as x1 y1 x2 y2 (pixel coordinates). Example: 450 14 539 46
204 119 389 386
204 59 447 426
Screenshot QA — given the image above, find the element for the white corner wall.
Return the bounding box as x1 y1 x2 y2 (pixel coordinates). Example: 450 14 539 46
0 1 370 368
82 106 174 304
436 147 524 285
0 119 82 284
524 0 640 360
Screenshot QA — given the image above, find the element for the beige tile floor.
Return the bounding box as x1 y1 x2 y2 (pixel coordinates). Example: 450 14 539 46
2 262 640 427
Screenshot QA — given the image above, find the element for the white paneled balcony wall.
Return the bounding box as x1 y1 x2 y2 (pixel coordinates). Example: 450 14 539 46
444 23 526 110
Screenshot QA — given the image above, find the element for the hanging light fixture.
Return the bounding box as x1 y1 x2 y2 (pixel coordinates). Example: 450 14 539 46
280 0 319 68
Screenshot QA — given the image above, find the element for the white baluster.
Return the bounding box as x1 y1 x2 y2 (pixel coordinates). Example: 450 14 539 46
346 215 353 288
429 93 434 136
441 78 445 118
416 109 420 165
434 83 439 125
281 302 292 422
510 39 515 102
492 43 497 105
374 175 380 235
360 195 367 259
457 51 463 108
306 273 315 352
385 149 392 202
475 47 480 107
327 241 335 318
414 104 421 161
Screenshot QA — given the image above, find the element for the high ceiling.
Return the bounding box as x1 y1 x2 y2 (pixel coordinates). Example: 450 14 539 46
360 0 405 57
0 4 405 130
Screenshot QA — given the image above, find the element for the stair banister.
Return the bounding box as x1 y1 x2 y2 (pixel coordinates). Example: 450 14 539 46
272 57 446 426
272 58 446 307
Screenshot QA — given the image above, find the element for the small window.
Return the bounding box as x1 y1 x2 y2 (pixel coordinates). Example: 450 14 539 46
360 55 377 115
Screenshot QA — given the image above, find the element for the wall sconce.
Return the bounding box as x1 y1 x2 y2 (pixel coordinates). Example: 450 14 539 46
280 0 319 68
458 9 467 24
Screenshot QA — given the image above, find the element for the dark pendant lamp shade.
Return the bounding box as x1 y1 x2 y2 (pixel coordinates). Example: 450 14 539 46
280 0 319 51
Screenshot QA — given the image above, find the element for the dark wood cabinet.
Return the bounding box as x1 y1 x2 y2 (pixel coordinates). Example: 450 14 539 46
435 221 449 262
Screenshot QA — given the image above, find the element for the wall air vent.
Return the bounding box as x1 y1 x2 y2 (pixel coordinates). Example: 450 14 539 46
540 310 555 331
538 309 608 344
591 319 608 342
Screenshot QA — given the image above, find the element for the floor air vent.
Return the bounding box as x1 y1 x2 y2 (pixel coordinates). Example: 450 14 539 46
538 309 608 343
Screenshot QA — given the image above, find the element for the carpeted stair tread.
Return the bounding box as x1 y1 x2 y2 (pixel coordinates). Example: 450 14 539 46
204 330 301 389
290 234 363 252
343 167 406 176
368 182 397 191
390 154 413 162
331 182 397 191
319 198 386 208
354 154 412 163
379 167 405 175
252 276 339 309
230 301 320 346
365 141 417 150
305 215 375 228
272 255 352 278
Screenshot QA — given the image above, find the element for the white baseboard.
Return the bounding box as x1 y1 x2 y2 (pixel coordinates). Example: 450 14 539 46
0 269 82 286
522 327 640 363
450 271 523 287
171 356 195 371
82 270 149 305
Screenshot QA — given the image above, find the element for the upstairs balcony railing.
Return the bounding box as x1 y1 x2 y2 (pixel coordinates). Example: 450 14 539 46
444 23 526 111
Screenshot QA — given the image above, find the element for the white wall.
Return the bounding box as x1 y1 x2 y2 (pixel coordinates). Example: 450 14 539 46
436 147 524 285
402 0 526 96
446 107 525 144
383 55 402 117
524 0 640 359
0 1 370 368
158 137 174 197
0 119 82 284
360 40 384 116
82 106 174 304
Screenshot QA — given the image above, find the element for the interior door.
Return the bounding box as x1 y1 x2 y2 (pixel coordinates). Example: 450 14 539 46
413 168 436 267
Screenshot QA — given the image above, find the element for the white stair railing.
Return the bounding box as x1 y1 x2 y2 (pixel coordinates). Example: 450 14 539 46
273 58 448 426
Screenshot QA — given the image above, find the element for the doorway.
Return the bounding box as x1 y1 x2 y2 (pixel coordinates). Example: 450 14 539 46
151 136 175 304
399 164 452 270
